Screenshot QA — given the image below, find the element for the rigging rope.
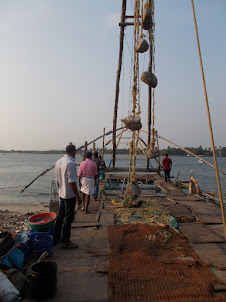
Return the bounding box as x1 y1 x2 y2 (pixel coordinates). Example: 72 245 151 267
0 166 46 210
191 0 226 241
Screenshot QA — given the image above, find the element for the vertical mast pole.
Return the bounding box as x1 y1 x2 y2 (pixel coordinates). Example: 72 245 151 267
112 0 127 169
83 141 88 161
102 127 105 158
146 0 153 171
92 142 95 157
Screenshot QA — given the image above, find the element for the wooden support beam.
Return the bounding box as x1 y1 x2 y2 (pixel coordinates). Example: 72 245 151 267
106 167 158 172
113 0 127 169
71 222 101 228
119 22 141 26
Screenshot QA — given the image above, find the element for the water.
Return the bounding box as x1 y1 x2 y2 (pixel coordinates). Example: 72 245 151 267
0 153 226 205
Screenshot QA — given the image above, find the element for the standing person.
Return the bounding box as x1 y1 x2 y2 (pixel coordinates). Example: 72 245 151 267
162 153 172 183
99 155 106 183
92 151 101 200
54 144 82 249
78 151 97 213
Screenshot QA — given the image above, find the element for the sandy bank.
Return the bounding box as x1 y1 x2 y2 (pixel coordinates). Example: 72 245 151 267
0 203 49 215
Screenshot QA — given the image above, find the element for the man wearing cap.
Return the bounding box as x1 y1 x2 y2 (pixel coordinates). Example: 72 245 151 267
54 144 82 249
78 151 97 213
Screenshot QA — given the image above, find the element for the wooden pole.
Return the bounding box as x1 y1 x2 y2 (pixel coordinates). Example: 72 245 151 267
102 128 105 158
146 0 153 170
112 0 127 169
156 131 160 174
92 142 95 158
156 133 226 176
191 0 226 241
83 141 88 161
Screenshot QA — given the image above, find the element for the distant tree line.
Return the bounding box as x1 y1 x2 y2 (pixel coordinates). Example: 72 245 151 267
90 146 226 157
1 145 226 156
162 146 226 157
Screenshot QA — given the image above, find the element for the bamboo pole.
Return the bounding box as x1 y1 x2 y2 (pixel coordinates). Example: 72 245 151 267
92 142 95 157
156 131 161 173
112 0 127 169
83 141 88 161
102 128 105 158
155 134 226 176
191 0 226 241
146 0 153 170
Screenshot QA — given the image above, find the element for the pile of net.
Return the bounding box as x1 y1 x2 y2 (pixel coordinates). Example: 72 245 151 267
114 198 178 230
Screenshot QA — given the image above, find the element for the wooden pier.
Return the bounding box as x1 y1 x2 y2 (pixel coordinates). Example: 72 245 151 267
43 173 226 302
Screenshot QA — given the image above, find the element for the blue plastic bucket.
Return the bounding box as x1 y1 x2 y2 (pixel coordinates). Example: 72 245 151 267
33 234 53 258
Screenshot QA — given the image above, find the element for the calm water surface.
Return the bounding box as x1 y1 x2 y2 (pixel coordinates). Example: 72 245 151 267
0 153 226 205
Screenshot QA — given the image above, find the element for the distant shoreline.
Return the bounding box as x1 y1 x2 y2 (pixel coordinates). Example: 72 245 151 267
1 144 226 157
0 150 225 157
0 150 65 154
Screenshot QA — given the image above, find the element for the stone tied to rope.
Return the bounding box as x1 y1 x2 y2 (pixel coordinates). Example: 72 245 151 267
141 71 158 88
122 116 142 131
136 38 149 53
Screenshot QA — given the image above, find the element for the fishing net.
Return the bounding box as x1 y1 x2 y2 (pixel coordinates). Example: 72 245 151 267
114 198 178 230
108 223 226 302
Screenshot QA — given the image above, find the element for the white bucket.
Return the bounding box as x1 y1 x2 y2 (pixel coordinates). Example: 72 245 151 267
0 271 19 302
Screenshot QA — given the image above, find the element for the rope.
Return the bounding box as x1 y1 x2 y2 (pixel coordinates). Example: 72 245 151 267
156 133 226 176
140 130 226 176
134 132 146 154
191 0 226 241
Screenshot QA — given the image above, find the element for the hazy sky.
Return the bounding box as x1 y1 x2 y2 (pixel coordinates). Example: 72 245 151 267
0 1 225 151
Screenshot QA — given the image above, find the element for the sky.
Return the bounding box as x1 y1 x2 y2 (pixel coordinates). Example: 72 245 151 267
0 0 225 151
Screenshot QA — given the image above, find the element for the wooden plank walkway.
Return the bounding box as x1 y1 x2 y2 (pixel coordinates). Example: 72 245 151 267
39 173 226 301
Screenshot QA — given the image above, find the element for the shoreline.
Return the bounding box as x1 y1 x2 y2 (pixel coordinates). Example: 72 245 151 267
0 203 49 215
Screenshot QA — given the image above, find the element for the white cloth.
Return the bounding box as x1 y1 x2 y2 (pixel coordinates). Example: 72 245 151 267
55 154 79 199
80 177 95 195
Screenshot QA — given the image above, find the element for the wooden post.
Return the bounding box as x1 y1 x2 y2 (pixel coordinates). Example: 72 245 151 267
146 0 153 171
112 0 127 169
92 142 95 158
83 141 87 161
102 128 105 158
156 131 161 174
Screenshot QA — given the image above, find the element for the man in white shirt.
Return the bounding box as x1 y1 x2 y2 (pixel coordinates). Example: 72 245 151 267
54 144 82 249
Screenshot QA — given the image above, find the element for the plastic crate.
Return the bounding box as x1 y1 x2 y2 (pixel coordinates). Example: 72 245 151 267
33 234 53 258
